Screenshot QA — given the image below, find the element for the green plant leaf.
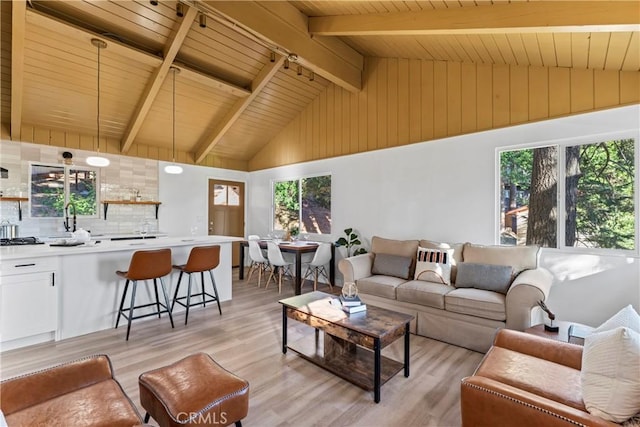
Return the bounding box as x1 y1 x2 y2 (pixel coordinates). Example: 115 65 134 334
344 228 352 235
335 237 348 246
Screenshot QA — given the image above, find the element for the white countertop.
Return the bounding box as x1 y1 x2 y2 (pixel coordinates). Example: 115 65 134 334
0 235 243 260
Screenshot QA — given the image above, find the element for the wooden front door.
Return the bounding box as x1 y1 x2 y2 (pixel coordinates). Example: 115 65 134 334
208 179 245 267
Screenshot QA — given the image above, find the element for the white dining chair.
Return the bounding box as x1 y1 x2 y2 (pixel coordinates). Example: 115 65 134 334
302 242 333 291
247 238 270 288
265 241 293 294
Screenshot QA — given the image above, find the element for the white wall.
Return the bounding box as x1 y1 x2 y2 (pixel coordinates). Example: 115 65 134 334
247 105 640 327
158 162 248 237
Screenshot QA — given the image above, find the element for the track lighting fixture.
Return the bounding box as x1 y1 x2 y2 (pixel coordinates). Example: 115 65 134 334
284 59 289 70
297 65 302 76
309 71 315 82
176 2 184 17
199 13 206 28
150 0 158 5
270 52 275 63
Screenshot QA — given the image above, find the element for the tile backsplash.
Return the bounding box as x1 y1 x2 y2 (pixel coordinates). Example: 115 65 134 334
0 140 160 237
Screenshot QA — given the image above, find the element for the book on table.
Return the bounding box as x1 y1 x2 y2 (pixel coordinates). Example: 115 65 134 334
339 295 363 307
343 303 367 314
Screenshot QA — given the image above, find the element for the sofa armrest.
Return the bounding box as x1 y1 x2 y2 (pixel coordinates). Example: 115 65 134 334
493 329 583 370
505 267 553 331
461 376 617 427
0 354 114 415
338 253 374 282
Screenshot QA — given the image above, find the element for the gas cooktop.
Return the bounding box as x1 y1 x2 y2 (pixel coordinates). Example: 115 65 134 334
0 237 45 246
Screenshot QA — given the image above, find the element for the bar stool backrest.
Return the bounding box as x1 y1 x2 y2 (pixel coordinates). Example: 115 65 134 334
126 249 172 280
183 245 220 273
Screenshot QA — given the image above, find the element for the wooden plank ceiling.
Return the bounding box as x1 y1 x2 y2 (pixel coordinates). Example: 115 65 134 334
2 1 638 167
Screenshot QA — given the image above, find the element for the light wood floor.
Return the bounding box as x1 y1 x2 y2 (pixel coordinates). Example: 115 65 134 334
0 270 484 426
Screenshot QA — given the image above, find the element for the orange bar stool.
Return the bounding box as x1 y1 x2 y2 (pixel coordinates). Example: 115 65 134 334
171 245 222 325
115 248 175 341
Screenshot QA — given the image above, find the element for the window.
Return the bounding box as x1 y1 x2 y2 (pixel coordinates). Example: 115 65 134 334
499 138 636 251
30 163 98 218
213 184 240 206
273 175 331 235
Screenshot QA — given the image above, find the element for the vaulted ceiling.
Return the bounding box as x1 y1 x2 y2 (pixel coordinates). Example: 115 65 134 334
2 1 639 169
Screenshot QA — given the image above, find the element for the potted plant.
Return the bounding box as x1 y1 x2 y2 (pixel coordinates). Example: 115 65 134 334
335 228 367 257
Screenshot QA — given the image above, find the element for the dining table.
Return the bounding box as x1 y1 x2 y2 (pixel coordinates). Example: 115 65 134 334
238 240 335 295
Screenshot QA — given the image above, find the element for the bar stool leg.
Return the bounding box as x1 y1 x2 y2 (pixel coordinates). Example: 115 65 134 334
159 277 174 329
126 281 138 341
201 271 206 307
171 271 184 312
209 270 222 315
185 274 193 325
153 279 162 319
116 279 130 329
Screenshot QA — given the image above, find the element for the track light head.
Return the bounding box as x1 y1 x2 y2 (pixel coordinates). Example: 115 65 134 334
270 52 275 63
309 71 315 82
176 2 184 17
150 0 158 5
284 59 289 70
199 13 206 28
297 65 302 76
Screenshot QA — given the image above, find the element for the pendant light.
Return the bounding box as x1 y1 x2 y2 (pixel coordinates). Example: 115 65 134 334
86 38 110 168
164 67 183 175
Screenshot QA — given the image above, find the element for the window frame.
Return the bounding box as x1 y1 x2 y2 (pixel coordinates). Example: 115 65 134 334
495 131 639 256
28 162 101 219
271 172 332 236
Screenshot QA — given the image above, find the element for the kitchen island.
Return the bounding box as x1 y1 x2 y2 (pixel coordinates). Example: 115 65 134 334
0 235 242 351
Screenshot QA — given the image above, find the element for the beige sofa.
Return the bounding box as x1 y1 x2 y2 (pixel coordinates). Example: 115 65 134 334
338 236 553 352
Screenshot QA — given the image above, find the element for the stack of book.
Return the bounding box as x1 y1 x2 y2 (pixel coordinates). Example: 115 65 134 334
340 295 366 314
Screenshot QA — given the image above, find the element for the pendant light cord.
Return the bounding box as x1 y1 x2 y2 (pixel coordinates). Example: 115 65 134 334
97 43 101 153
172 68 176 163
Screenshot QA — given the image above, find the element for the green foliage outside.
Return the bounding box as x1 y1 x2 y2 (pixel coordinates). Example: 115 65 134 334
31 166 97 217
573 139 635 249
274 180 299 231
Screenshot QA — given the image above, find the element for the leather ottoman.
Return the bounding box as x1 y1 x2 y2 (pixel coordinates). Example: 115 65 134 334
139 353 249 427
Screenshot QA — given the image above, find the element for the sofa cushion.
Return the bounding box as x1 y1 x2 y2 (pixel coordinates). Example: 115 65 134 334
581 326 640 423
356 275 406 299
445 288 506 321
419 240 464 282
371 236 419 258
371 253 412 280
462 243 538 274
414 247 453 285
455 262 514 294
396 280 453 309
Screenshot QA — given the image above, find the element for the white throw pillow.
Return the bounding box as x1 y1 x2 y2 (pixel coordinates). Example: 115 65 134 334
414 247 452 285
581 326 640 423
594 304 640 334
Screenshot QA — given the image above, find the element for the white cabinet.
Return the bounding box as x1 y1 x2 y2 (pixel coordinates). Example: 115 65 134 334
0 257 58 346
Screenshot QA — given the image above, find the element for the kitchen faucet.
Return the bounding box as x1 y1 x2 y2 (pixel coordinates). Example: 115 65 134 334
64 201 77 232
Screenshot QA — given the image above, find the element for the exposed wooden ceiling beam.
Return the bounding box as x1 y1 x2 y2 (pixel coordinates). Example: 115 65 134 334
26 9 248 98
11 0 27 141
194 56 285 163
308 1 640 36
203 1 363 92
120 5 199 154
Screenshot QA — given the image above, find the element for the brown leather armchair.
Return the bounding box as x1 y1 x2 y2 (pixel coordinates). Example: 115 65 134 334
1 354 143 427
460 329 619 427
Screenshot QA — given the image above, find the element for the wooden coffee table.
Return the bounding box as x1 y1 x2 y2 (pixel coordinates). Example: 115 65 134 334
279 291 415 403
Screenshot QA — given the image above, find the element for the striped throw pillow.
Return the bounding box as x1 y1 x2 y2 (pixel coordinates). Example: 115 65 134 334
414 247 453 285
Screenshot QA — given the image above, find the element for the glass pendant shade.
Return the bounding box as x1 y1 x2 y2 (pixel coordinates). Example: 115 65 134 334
164 164 183 174
86 156 110 167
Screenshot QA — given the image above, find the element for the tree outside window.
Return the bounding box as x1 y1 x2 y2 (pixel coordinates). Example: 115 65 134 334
499 138 636 251
273 175 331 235
30 164 98 218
